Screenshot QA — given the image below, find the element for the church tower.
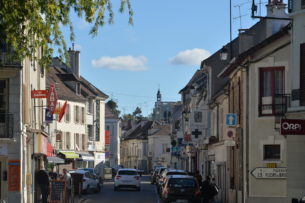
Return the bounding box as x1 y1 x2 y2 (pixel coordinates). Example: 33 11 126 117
157 88 161 102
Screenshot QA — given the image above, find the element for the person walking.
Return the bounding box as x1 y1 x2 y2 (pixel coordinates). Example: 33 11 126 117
36 166 50 203
201 176 218 203
194 170 203 187
63 168 72 203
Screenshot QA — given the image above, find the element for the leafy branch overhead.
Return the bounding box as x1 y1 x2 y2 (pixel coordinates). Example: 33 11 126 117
0 0 133 67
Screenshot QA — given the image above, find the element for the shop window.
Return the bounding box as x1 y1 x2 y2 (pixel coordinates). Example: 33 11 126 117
264 144 281 160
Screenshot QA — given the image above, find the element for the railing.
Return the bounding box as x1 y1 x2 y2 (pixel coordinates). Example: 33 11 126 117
0 113 14 138
259 94 291 117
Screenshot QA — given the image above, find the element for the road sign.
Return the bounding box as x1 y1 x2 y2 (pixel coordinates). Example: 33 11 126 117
47 84 58 114
226 114 237 126
31 90 48 98
251 167 287 179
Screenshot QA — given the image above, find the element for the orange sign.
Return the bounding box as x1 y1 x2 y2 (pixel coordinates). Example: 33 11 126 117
31 90 48 98
105 130 110 145
8 160 20 191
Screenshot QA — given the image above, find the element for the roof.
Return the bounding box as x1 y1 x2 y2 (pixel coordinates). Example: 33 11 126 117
218 23 291 77
179 69 204 94
123 120 153 140
46 67 86 102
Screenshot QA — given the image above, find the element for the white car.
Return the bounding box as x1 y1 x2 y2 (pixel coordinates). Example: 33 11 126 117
73 169 101 193
114 168 141 191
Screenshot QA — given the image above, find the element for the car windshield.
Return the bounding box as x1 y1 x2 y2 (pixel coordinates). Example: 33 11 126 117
166 172 187 176
118 170 137 175
168 178 196 188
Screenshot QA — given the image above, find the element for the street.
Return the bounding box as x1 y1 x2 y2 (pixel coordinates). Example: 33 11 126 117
81 176 160 203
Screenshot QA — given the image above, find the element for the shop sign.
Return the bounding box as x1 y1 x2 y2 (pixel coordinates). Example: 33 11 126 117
0 144 7 155
31 90 48 98
280 119 305 135
251 167 287 179
8 160 20 191
47 84 58 114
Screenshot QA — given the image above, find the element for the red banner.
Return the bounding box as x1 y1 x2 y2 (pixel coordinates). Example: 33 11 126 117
47 84 58 114
31 90 48 98
105 130 110 145
8 160 20 191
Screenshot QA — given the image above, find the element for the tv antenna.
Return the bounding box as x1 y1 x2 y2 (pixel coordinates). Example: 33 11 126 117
233 1 250 29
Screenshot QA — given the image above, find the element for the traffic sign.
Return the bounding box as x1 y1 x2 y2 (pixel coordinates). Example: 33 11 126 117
226 114 237 126
251 167 287 179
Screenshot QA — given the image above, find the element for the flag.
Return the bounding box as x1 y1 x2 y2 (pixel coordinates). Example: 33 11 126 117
58 101 67 122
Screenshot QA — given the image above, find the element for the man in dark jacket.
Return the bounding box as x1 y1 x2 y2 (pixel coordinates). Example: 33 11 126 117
201 176 218 203
36 167 50 203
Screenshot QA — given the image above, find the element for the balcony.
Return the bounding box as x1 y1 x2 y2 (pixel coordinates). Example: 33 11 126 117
259 94 291 117
0 113 14 138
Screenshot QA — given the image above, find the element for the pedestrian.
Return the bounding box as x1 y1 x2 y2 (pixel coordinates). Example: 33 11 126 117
201 176 218 203
63 168 72 203
194 170 203 187
36 166 50 203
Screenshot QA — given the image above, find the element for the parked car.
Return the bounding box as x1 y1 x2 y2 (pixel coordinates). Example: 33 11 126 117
161 175 201 203
104 167 113 181
157 169 188 194
151 166 163 184
155 167 167 186
78 168 103 184
114 168 141 191
72 169 101 193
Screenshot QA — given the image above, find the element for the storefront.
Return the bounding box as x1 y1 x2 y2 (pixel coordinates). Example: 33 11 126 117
76 152 95 168
57 151 79 171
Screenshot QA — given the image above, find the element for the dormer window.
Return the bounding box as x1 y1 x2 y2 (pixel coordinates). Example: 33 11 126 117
76 82 81 95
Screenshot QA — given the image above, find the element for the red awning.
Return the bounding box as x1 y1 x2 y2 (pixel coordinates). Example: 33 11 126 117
47 143 54 157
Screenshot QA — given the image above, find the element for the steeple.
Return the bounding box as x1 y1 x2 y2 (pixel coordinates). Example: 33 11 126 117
157 88 161 102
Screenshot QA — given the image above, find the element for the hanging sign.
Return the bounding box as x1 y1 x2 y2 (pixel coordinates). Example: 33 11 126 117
31 90 48 98
281 119 305 135
47 84 58 114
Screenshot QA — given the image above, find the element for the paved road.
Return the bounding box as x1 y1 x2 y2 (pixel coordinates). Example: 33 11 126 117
80 175 160 203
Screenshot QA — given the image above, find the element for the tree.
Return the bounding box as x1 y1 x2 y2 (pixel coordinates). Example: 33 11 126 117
106 99 120 115
133 106 143 123
0 0 133 67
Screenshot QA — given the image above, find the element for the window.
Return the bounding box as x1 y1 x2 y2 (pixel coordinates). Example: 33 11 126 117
87 125 94 141
75 133 80 151
76 82 81 95
87 99 93 114
66 132 70 149
81 107 85 124
264 145 281 160
65 104 70 123
259 67 284 116
74 105 79 123
194 111 202 122
0 80 8 122
82 134 86 151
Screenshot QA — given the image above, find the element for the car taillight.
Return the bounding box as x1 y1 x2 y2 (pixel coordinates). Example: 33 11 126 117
195 188 201 196
116 176 121 179
134 176 140 180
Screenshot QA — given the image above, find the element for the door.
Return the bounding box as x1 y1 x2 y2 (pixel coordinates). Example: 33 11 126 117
216 163 227 203
0 157 8 201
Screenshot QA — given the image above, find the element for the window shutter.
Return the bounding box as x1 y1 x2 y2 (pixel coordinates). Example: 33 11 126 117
300 43 305 106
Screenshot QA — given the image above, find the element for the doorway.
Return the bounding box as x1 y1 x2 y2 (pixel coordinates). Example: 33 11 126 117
0 157 7 201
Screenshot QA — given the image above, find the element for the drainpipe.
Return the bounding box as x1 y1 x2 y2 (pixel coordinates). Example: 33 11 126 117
244 63 250 203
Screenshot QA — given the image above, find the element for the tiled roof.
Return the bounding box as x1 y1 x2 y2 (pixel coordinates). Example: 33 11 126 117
123 120 153 140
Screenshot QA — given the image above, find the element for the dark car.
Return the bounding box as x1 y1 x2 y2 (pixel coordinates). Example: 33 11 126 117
151 166 163 184
157 169 188 194
161 175 201 203
155 167 167 186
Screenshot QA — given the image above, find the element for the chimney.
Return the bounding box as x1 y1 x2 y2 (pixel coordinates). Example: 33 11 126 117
68 46 80 78
265 0 289 37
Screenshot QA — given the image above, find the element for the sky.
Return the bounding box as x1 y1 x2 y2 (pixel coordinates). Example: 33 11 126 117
61 0 287 116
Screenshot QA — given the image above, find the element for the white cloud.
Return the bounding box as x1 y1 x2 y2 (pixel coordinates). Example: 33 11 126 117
169 48 211 66
91 55 148 71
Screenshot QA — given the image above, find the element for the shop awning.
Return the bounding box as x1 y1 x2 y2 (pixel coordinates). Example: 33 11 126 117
76 152 95 161
47 156 65 164
59 151 79 159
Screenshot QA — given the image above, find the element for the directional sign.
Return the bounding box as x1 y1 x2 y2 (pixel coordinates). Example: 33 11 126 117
251 167 287 179
226 114 237 126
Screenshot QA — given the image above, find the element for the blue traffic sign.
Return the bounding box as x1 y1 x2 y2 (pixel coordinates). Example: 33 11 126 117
226 114 237 126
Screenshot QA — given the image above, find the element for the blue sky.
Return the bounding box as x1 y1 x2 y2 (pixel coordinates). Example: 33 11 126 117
61 0 287 116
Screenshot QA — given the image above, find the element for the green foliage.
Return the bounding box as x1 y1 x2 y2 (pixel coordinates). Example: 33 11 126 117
0 0 133 67
106 99 120 115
